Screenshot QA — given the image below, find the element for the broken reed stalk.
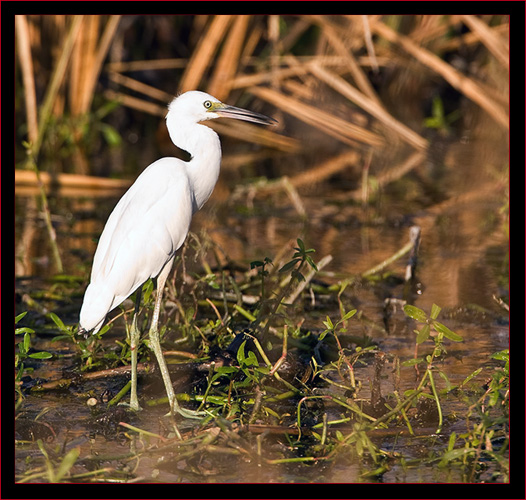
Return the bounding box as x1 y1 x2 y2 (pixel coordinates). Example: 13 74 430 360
404 225 421 282
361 15 379 73
361 226 421 279
15 169 132 191
105 58 189 73
103 89 167 116
437 21 508 53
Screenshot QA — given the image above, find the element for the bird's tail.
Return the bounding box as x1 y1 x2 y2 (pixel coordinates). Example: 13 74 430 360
79 282 113 336
77 326 91 339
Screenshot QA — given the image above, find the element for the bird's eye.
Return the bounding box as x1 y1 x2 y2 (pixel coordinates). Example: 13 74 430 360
203 100 212 109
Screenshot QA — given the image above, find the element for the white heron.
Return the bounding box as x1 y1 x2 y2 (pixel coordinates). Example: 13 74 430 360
79 90 276 423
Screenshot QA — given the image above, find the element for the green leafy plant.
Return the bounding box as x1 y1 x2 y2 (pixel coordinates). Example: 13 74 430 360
15 312 52 384
403 303 463 433
423 96 460 135
49 311 110 370
278 238 318 282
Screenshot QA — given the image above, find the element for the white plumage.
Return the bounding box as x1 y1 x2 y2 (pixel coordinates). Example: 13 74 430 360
78 91 276 426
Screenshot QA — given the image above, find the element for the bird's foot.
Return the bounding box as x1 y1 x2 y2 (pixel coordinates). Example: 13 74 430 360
113 399 142 412
129 402 143 412
164 404 206 420
177 406 207 419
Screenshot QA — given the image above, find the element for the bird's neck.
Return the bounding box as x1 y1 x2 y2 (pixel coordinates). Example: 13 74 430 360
168 121 222 212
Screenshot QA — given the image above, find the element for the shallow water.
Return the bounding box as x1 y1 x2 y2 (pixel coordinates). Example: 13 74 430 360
15 110 509 483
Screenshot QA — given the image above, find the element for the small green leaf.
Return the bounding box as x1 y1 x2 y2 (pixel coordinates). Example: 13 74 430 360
433 321 463 342
245 350 259 367
401 358 424 367
305 255 318 271
438 370 452 391
319 330 329 341
461 367 482 386
278 258 301 273
214 366 238 375
447 431 457 452
491 349 509 362
15 312 28 324
54 447 80 482
142 279 154 303
416 324 430 344
48 312 67 332
29 351 53 360
342 309 357 321
15 327 35 335
99 123 122 147
236 340 247 365
24 332 31 352
430 303 442 320
296 238 306 252
403 305 428 322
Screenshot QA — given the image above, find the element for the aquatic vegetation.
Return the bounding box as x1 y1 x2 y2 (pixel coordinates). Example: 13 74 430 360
15 239 509 483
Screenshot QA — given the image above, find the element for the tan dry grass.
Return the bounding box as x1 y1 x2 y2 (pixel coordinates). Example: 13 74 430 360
368 17 509 130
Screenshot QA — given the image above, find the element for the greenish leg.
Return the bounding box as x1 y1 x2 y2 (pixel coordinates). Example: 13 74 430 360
129 288 142 411
148 259 182 438
148 259 205 438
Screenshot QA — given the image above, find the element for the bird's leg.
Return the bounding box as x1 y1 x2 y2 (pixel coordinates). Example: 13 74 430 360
148 260 205 431
148 260 178 405
129 287 142 411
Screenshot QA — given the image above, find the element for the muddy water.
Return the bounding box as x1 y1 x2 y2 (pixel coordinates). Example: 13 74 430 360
15 115 508 483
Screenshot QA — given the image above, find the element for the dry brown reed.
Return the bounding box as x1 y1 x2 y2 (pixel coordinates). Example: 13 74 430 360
459 15 509 70
249 86 385 148
179 15 232 93
207 15 250 100
367 17 509 129
16 14 509 187
15 15 39 146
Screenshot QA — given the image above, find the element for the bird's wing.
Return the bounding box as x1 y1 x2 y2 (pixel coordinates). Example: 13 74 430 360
85 158 193 317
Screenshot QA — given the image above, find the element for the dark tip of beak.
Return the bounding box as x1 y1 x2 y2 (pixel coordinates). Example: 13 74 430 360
216 105 277 126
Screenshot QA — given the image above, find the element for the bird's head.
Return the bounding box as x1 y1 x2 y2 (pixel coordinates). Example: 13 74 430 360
167 91 277 126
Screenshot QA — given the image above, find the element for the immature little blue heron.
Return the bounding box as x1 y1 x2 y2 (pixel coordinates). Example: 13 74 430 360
79 91 276 421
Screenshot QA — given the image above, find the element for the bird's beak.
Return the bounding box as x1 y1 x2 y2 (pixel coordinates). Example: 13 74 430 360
214 103 277 126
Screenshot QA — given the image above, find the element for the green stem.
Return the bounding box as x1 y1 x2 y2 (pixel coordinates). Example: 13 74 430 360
427 369 443 433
